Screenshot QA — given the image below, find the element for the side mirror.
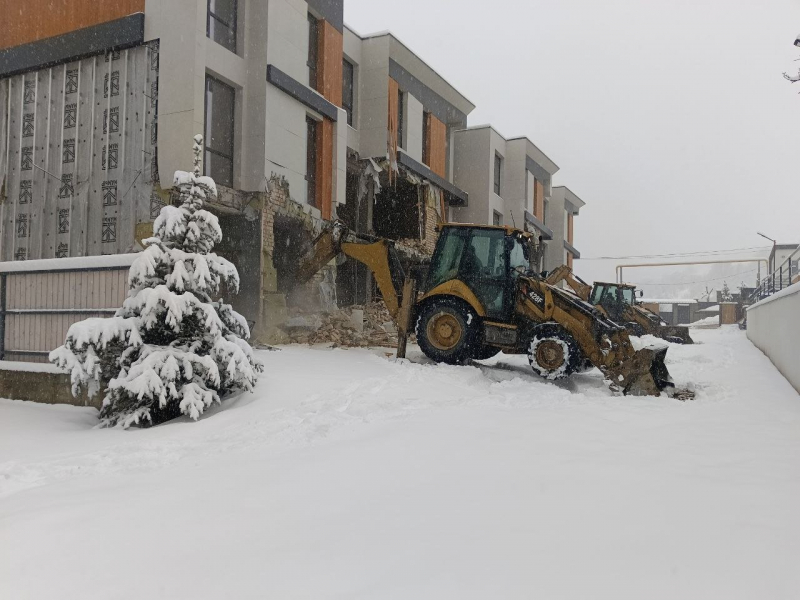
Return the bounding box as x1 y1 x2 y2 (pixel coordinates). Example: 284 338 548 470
637 290 644 298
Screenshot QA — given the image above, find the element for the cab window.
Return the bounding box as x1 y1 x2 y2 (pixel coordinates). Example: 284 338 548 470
622 288 635 305
509 238 528 274
591 285 606 305
427 228 467 290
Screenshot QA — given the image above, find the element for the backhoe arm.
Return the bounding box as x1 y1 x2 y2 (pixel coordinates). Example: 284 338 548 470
292 221 404 319
545 265 592 302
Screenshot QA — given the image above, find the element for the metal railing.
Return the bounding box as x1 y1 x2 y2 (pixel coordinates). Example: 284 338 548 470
750 246 800 303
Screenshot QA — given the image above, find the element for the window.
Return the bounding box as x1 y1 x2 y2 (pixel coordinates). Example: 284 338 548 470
306 116 318 207
207 0 237 53
622 288 635 305
204 75 235 187
494 153 502 196
493 210 502 226
342 59 355 126
422 111 430 165
308 14 319 90
428 228 467 290
397 89 405 149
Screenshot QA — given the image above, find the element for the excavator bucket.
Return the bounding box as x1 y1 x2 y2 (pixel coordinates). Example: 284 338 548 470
620 346 674 396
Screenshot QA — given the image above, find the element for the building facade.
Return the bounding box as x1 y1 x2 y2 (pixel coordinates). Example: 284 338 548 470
450 126 584 273
545 186 584 273
0 0 589 342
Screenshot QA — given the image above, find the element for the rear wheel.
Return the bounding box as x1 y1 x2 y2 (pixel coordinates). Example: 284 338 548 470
415 298 479 365
527 325 581 380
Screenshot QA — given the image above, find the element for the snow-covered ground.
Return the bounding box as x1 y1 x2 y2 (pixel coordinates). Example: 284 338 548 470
1 327 799 599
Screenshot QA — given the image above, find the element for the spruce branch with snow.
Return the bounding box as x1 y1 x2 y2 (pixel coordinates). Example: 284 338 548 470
51 135 263 428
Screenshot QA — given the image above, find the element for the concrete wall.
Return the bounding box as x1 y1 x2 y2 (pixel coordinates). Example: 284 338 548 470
0 363 100 408
545 187 568 273
404 93 423 162
357 36 390 159
747 283 800 394
503 139 528 224
452 127 492 225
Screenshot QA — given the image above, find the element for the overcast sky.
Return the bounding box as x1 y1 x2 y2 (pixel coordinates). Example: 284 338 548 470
344 0 800 297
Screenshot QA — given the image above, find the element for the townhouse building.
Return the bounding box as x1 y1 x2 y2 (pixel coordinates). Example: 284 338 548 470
545 186 584 273
0 0 586 342
450 125 584 273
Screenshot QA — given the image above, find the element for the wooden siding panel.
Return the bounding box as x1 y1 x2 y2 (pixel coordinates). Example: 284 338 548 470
387 78 399 174
0 0 145 50
425 114 447 179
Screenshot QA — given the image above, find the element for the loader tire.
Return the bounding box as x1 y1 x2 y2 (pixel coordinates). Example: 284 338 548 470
527 325 581 380
416 297 479 365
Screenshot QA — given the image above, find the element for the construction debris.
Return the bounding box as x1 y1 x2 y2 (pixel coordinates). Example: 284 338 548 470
282 302 400 348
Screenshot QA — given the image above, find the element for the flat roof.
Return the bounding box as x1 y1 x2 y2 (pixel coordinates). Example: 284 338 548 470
350 29 475 114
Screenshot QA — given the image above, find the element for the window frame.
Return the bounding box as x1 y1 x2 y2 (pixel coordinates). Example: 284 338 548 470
306 116 319 208
422 110 430 166
308 14 319 90
342 58 355 126
206 0 238 54
492 210 502 226
493 152 503 196
397 88 405 149
203 74 236 187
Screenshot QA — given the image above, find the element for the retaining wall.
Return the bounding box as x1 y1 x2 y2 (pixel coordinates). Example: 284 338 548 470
746 282 800 394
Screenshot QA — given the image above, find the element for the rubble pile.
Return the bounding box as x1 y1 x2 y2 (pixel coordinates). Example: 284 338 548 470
283 302 401 348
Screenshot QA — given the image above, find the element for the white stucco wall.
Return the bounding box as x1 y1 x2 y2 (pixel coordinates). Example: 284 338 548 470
404 93 423 161
746 283 800 394
358 36 390 159
452 127 491 225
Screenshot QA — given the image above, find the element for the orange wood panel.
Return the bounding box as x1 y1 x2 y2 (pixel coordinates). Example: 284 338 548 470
316 20 343 107
0 0 144 50
567 213 574 244
312 19 342 219
317 119 334 220
534 179 544 220
425 113 447 178
387 78 400 178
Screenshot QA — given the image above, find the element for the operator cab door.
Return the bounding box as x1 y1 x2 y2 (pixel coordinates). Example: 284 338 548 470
461 229 511 320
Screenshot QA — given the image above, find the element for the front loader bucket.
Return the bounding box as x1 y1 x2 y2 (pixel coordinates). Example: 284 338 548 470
658 325 694 345
621 346 674 396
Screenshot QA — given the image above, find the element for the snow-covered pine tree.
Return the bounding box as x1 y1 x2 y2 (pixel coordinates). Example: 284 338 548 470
721 281 733 302
51 135 262 428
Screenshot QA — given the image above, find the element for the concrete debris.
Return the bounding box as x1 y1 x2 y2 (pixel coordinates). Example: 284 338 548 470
283 302 400 348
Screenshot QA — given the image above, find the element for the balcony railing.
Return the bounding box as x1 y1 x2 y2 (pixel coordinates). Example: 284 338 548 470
750 246 800 303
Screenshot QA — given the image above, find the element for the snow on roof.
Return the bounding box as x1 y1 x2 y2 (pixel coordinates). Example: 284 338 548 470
640 298 698 305
0 253 138 274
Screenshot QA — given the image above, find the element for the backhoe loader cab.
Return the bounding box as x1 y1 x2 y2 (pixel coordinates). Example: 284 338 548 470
588 281 694 344
590 283 646 324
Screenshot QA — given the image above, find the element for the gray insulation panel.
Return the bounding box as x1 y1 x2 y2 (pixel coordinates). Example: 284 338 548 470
0 41 159 261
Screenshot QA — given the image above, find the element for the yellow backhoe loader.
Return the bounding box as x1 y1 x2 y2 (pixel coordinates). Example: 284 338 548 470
291 221 680 396
544 267 694 344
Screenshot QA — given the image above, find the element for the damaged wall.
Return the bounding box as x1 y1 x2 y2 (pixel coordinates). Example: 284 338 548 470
255 174 337 343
